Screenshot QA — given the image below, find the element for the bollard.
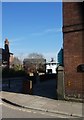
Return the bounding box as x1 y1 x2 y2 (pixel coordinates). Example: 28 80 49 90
29 72 33 94
30 80 32 94
23 73 33 94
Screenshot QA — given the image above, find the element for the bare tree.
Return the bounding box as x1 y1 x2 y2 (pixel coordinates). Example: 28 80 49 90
28 53 44 59
23 53 46 73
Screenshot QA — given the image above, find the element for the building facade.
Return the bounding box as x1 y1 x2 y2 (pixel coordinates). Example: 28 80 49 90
46 62 58 74
0 48 2 66
0 39 14 68
57 48 63 66
63 2 84 99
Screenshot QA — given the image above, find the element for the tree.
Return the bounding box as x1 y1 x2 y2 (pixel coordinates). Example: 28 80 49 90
12 57 21 65
23 53 46 73
28 53 44 59
11 57 22 71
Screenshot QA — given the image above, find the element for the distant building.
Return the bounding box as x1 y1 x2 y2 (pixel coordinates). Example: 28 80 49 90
23 58 46 74
0 38 14 68
0 48 14 68
0 48 2 66
46 58 58 74
57 48 63 66
46 62 58 74
9 54 14 67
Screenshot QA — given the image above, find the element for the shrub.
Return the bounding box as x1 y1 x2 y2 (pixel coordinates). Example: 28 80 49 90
2 67 26 78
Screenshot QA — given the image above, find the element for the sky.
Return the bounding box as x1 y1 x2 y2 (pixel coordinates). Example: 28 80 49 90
2 2 63 62
0 2 2 42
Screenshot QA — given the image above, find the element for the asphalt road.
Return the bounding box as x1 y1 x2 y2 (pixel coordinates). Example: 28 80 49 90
1 102 79 119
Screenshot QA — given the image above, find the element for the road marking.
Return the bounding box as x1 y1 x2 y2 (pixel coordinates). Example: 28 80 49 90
0 103 2 105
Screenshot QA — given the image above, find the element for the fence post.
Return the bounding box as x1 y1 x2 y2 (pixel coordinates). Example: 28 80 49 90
29 73 33 94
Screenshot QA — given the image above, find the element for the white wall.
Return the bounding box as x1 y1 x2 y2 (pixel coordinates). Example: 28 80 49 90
46 63 57 73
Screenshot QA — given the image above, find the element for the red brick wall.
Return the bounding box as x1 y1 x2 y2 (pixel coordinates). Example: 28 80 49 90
63 2 84 99
63 3 83 26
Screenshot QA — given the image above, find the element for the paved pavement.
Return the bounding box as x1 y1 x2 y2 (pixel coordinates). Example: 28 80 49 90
0 91 83 118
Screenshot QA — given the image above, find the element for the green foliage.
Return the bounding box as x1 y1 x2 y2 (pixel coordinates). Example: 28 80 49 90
13 64 23 71
2 67 26 78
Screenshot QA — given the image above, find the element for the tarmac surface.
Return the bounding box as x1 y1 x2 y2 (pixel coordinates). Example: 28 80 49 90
0 91 83 118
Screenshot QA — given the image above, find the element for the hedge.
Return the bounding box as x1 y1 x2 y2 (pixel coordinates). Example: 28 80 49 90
2 68 27 78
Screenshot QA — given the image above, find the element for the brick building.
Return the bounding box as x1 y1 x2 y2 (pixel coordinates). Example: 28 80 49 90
63 2 84 99
57 48 63 66
0 39 14 68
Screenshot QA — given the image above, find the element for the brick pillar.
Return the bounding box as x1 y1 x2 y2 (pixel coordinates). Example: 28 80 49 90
63 2 84 99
